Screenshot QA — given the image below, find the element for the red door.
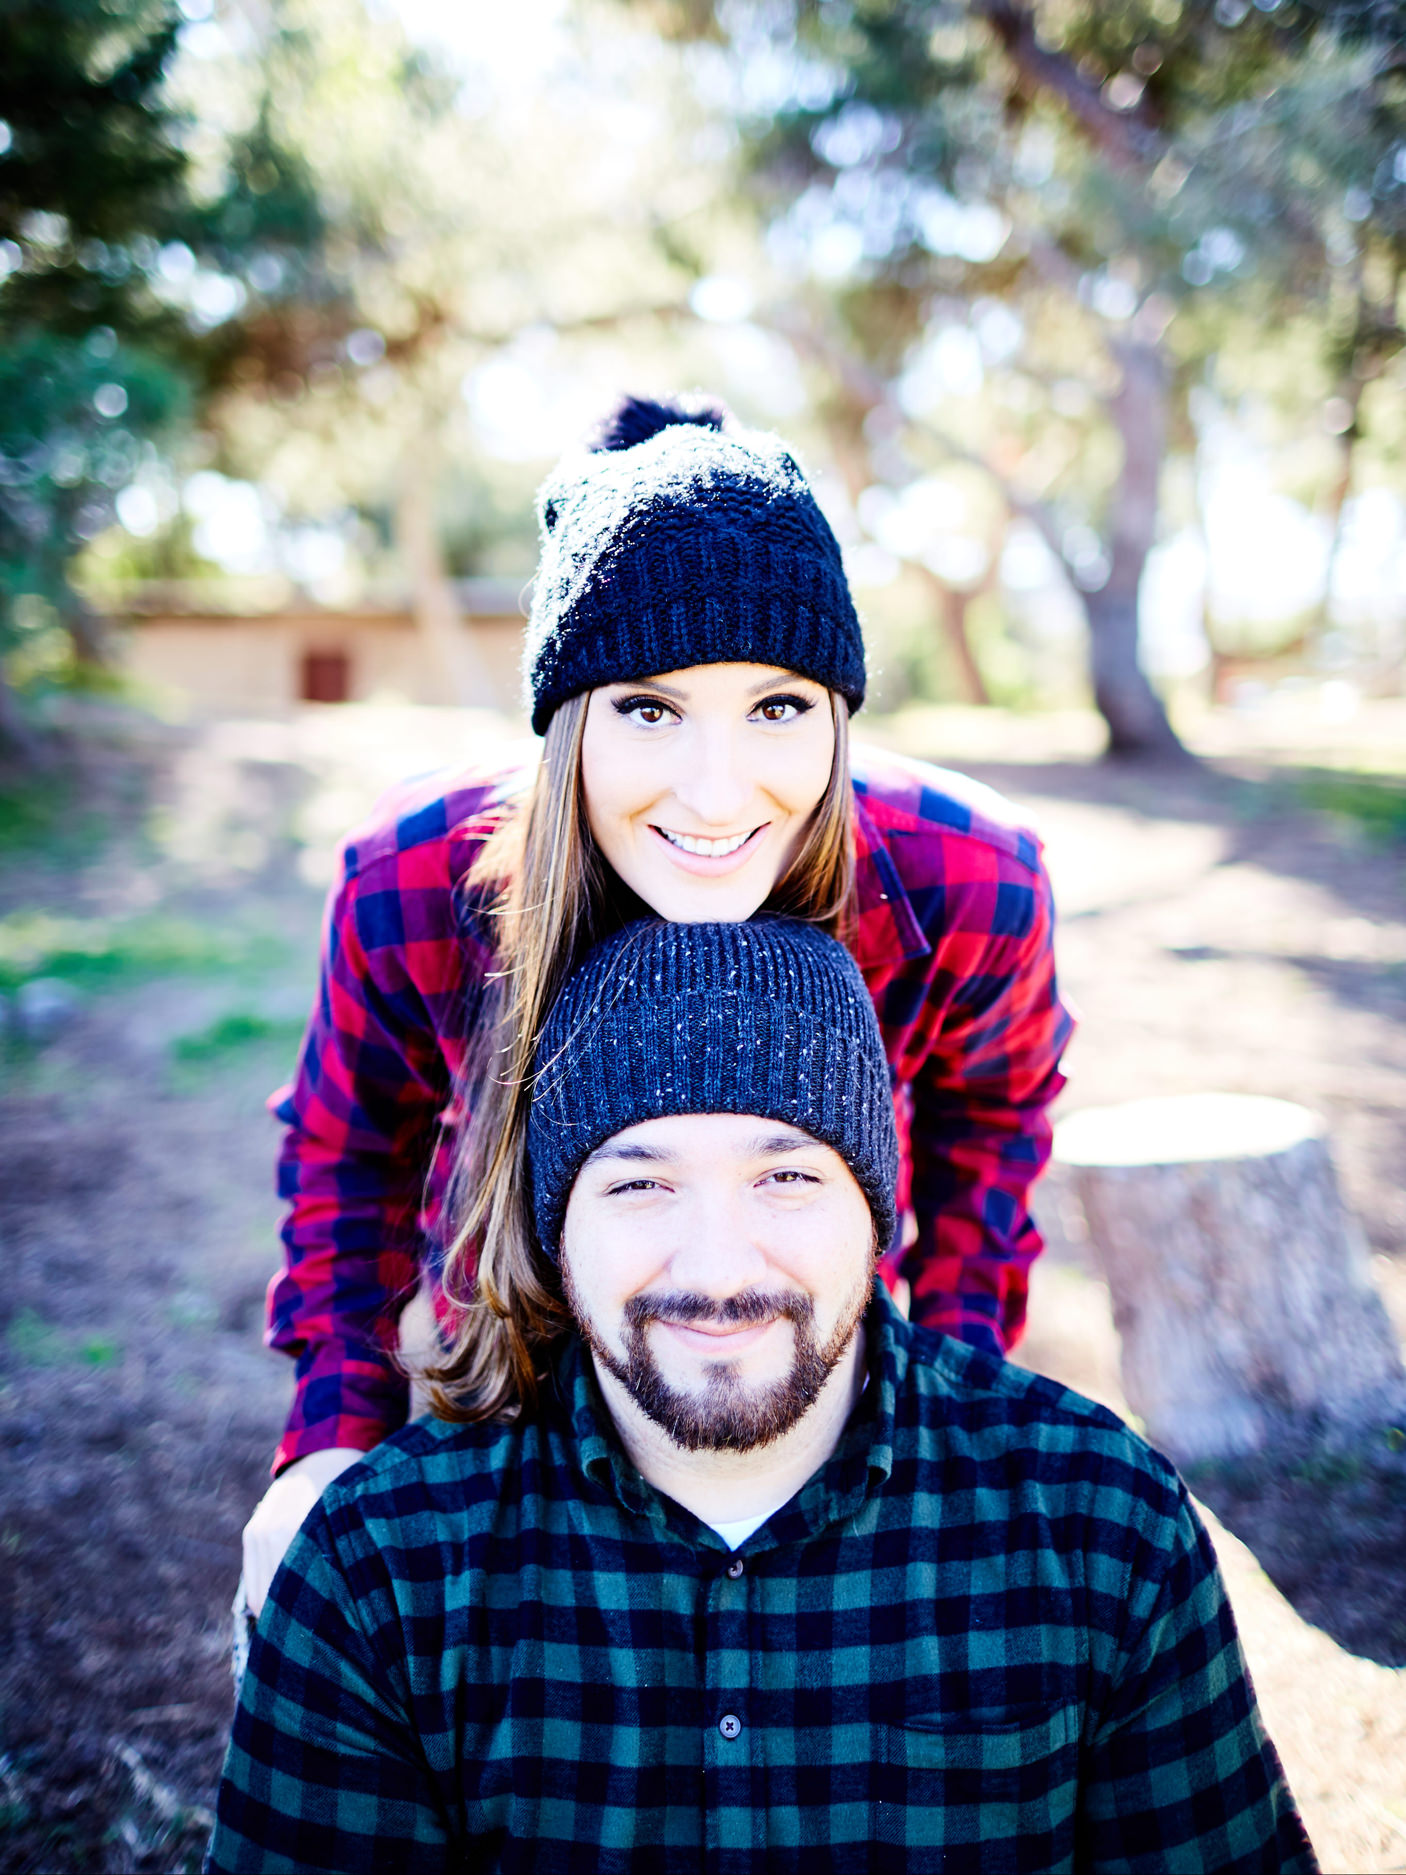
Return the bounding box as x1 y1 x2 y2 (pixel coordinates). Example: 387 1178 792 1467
300 649 350 703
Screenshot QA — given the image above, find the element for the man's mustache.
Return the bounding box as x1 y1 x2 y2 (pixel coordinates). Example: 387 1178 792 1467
624 1289 814 1330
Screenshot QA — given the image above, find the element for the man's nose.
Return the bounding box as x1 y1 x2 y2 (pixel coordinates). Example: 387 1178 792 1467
665 1188 769 1296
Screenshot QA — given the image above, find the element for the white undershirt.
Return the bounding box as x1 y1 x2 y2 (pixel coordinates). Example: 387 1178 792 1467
702 1505 788 1550
699 1372 871 1550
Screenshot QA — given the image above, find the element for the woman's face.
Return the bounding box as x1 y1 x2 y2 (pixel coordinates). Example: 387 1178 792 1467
580 662 837 922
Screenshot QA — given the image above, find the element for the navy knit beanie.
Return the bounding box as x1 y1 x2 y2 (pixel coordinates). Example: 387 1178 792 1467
526 918 898 1259
523 394 866 735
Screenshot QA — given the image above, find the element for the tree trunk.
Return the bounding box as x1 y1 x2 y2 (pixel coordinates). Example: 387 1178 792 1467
1082 585 1185 756
1084 338 1186 760
0 664 45 765
61 586 108 667
1055 1093 1405 1464
1313 374 1363 642
395 440 499 711
819 394 991 705
910 562 991 706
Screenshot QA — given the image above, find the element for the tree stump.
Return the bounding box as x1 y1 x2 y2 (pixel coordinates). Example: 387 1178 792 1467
1053 1093 1405 1464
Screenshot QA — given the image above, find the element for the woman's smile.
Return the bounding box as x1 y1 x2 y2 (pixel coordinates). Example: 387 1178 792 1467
649 822 767 872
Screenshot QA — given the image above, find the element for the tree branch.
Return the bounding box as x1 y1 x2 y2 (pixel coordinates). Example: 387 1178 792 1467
760 299 1079 583
972 1 1160 172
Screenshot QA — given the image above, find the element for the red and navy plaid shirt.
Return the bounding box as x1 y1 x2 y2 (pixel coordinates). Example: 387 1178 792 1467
267 744 1073 1473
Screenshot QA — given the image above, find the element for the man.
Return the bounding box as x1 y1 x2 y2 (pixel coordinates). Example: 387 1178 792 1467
210 920 1314 1874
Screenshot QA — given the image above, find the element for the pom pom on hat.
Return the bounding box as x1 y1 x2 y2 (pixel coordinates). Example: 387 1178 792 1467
590 393 729 454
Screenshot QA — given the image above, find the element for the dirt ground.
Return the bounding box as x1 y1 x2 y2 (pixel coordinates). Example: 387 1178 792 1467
1 700 1403 1872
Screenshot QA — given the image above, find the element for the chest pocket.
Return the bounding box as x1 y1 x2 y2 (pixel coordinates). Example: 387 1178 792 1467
873 1704 1082 1870
882 1701 1079 1772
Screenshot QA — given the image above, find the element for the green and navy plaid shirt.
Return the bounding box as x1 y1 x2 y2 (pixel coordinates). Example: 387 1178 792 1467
210 1294 1314 1874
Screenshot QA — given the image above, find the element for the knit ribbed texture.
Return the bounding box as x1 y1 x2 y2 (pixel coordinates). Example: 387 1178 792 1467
527 919 898 1257
524 398 866 733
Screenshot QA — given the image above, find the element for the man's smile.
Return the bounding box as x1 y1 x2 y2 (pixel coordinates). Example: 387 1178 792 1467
652 1315 786 1359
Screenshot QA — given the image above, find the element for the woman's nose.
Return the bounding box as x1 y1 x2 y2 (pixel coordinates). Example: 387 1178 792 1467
668 727 752 827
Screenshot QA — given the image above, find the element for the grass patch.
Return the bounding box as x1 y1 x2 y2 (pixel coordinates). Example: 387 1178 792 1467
1294 769 1406 844
0 910 281 994
170 1010 306 1065
0 769 105 868
6 1309 65 1367
5 1311 121 1370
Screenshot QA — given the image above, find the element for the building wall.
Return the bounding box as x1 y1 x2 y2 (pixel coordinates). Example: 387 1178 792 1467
119 609 527 717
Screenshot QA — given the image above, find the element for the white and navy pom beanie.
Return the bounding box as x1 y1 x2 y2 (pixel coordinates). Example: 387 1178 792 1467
526 918 898 1258
523 395 867 734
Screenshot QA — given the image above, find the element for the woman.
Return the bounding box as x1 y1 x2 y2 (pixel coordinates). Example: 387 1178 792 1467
241 394 1073 1611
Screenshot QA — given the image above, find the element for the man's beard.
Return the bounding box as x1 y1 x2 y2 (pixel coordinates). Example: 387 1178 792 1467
561 1260 874 1454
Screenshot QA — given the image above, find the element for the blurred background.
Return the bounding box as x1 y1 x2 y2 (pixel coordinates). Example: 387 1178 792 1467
1 1 1404 1870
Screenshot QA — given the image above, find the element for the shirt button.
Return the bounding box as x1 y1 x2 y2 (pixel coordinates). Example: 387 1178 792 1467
718 1713 743 1740
726 1558 744 1579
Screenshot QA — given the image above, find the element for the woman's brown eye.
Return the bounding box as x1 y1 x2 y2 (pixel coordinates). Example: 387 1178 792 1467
638 704 665 724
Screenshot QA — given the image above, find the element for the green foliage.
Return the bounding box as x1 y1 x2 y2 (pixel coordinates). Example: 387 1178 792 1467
1295 768 1406 843
0 325 186 650
4 1308 120 1369
0 0 190 337
0 909 246 992
0 0 199 725
170 1009 305 1061
0 0 339 725
0 763 105 861
6 1307 63 1365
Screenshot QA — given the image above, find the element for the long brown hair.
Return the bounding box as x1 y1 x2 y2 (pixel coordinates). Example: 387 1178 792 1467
423 687 855 1424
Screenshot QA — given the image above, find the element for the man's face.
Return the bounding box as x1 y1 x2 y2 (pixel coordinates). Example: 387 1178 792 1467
559 1112 875 1453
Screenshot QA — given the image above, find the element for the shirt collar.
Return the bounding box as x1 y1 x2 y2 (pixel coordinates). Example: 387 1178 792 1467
851 790 931 965
552 1286 910 1545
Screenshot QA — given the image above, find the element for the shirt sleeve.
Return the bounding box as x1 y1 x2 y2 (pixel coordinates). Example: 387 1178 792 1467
207 1508 452 1874
1079 1486 1318 1873
265 842 460 1473
899 842 1072 1354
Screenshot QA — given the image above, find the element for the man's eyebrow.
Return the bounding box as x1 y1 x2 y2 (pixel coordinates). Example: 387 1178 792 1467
581 1141 677 1168
745 1131 818 1156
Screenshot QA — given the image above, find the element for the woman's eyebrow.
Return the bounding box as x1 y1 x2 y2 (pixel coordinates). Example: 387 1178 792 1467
744 672 812 697
613 679 687 701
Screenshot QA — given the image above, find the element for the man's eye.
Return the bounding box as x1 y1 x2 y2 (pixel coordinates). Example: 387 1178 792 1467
753 694 814 724
762 1168 818 1186
612 695 676 727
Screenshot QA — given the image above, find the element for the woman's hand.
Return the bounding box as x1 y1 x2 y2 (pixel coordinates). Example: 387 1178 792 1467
241 1447 364 1617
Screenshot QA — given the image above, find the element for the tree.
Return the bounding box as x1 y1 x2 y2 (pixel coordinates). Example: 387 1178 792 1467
654 0 1406 755
0 0 197 752
147 0 714 704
